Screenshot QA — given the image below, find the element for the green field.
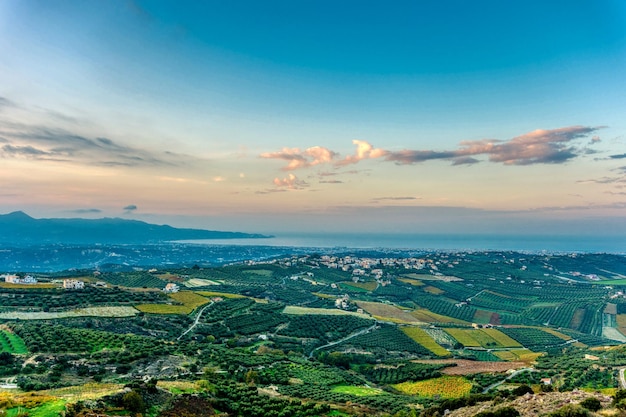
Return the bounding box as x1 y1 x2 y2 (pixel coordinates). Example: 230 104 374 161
0 328 28 354
136 291 210 314
401 327 450 356
331 385 383 396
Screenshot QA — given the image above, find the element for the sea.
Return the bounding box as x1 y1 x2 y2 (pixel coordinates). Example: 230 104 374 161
0 233 623 272
179 232 625 254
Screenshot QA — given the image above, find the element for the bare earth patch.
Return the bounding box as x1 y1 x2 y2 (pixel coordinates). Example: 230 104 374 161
413 359 527 375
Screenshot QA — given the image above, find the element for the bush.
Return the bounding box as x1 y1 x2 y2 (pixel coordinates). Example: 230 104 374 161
548 405 590 417
475 406 520 417
579 397 601 412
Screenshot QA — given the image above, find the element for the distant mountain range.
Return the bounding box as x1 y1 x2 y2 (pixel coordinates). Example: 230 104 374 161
0 211 271 245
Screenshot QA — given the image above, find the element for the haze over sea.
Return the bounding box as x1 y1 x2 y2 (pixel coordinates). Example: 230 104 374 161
181 233 625 254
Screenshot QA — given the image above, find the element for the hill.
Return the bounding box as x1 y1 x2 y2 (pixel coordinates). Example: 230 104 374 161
0 211 270 245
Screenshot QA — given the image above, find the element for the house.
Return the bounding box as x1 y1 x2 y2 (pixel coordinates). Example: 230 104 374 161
540 378 553 385
164 283 180 293
63 279 85 289
2 274 38 284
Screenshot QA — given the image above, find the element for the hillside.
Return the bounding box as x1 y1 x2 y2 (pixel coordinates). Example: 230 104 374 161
0 211 270 245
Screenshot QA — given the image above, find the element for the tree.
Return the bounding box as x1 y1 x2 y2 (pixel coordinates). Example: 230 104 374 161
122 390 145 414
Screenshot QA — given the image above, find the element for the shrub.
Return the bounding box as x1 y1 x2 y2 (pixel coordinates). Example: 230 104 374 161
579 397 601 412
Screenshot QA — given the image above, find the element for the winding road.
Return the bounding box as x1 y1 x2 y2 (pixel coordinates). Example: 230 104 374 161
482 367 534 393
309 323 379 358
177 301 214 340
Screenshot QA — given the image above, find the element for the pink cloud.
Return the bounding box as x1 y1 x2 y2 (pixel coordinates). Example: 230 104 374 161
272 173 308 189
260 146 337 170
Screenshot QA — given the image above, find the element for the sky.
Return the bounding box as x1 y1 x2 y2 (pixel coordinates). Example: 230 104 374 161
1 0 626 236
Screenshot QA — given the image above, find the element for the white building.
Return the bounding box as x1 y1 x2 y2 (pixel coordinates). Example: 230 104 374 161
2 274 37 284
164 283 180 293
63 279 85 289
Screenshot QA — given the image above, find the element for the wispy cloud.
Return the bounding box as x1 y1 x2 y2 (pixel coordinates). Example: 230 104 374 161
68 208 103 214
261 126 603 173
123 204 138 212
386 126 602 166
372 196 420 201
610 153 626 159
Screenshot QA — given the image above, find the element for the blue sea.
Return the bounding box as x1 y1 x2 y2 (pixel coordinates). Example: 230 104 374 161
180 232 625 254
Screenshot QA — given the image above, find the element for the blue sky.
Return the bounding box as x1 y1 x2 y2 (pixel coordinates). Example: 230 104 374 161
1 0 625 236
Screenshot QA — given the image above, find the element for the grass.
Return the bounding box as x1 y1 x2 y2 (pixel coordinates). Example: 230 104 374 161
401 327 450 357
444 329 481 347
410 309 470 324
43 383 124 400
331 385 383 396
183 278 220 287
480 329 523 347
0 282 57 289
535 327 571 340
0 306 139 320
423 286 444 295
243 269 273 277
341 281 377 291
6 400 66 417
195 291 246 299
282 306 373 319
0 328 28 354
393 376 473 398
158 380 205 394
493 349 541 363
356 301 421 323
339 282 370 292
473 309 495 324
136 291 210 314
398 278 425 286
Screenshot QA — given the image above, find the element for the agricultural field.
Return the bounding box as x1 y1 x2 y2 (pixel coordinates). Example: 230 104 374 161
413 359 527 375
393 375 473 398
135 291 209 314
401 327 450 356
282 306 372 319
1 251 625 416
0 328 28 353
0 306 139 320
356 301 421 323
183 278 220 287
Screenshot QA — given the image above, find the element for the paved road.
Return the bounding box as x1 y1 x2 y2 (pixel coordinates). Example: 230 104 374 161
619 367 626 389
177 301 214 340
309 323 378 358
482 367 534 393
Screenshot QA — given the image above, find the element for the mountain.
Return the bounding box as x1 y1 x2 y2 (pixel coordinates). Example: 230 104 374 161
0 211 271 245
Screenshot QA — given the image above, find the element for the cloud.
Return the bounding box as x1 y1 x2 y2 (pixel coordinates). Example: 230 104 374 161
337 140 388 166
260 146 337 170
610 153 626 159
272 173 308 189
261 126 602 174
319 180 343 184
385 126 602 166
69 208 103 214
123 204 138 212
0 97 15 109
0 122 204 169
372 196 420 201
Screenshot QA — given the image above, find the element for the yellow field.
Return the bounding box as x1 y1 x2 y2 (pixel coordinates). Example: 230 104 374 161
195 291 246 299
444 328 521 348
410 309 470 324
423 286 444 295
394 376 473 398
618 315 626 337
356 301 421 323
444 329 481 347
43 383 124 401
531 327 571 340
136 291 210 314
402 327 450 356
282 306 373 319
481 328 523 347
493 349 541 363
0 282 57 289
341 281 377 291
312 292 336 299
398 278 425 286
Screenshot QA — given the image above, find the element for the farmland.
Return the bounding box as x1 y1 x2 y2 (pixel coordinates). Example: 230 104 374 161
0 250 625 416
